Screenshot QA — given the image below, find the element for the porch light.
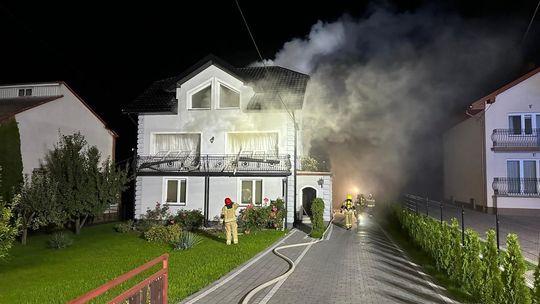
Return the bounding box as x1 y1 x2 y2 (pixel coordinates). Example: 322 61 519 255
317 178 324 188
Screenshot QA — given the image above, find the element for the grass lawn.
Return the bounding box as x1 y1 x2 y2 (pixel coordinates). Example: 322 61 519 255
377 210 476 303
0 223 285 303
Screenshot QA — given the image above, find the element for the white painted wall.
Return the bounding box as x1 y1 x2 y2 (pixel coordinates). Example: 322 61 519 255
15 83 114 175
496 196 540 209
443 114 485 206
484 72 540 208
297 173 333 221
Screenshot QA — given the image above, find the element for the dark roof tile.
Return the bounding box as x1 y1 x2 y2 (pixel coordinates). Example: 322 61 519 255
0 96 63 122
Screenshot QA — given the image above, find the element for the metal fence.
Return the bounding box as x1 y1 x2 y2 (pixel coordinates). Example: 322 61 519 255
491 128 540 148
493 177 540 197
400 194 540 264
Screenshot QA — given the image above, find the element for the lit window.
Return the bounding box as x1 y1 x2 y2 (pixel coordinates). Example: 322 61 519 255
241 180 262 205
190 85 211 109
165 178 187 204
219 84 240 108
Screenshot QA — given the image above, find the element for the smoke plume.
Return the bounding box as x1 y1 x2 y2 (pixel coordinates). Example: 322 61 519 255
264 4 524 205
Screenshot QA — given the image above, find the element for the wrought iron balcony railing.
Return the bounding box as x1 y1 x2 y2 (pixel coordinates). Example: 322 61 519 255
136 153 291 175
491 128 540 150
492 177 540 197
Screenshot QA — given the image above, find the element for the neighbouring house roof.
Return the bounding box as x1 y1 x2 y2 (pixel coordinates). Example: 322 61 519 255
0 95 63 122
467 66 540 115
123 55 309 114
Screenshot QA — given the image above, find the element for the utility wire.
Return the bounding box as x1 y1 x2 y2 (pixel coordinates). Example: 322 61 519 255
234 0 297 126
522 0 540 44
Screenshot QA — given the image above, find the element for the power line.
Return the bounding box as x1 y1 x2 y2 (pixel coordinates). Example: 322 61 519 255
233 0 296 124
522 0 540 44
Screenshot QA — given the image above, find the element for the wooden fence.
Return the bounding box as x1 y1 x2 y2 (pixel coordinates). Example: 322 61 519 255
69 253 168 304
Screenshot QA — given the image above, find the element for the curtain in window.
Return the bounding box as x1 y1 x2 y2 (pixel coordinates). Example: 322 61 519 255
227 133 278 154
154 134 200 154
524 160 537 194
507 161 521 194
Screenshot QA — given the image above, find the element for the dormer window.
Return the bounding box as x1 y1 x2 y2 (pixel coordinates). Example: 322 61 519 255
190 84 211 109
218 83 240 108
18 88 32 97
186 78 240 110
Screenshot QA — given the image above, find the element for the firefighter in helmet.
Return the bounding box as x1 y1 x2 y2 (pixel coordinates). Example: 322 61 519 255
221 197 239 245
341 194 356 230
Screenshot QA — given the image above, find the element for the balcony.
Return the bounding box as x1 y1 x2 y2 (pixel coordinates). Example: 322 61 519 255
491 129 540 151
492 177 540 197
136 153 292 176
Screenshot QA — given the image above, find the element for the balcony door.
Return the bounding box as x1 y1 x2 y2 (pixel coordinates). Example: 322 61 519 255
507 160 521 194
507 160 538 195
524 160 538 194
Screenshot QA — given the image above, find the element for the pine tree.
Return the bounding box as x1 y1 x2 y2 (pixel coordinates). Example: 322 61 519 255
480 230 504 304
501 233 531 304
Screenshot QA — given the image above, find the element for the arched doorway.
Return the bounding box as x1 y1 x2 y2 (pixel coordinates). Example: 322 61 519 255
302 187 317 217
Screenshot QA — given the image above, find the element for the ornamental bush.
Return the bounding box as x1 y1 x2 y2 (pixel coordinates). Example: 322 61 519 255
480 230 504 304
461 229 483 297
533 254 540 304
501 233 531 304
174 209 204 231
47 231 73 249
174 231 202 250
310 198 325 238
143 224 181 244
114 220 135 233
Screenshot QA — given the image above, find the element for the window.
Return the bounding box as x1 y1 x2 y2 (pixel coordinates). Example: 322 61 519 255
241 180 262 205
507 160 539 194
164 178 187 204
153 133 201 155
25 88 32 96
227 132 278 155
508 113 540 135
18 89 24 96
190 85 211 109
219 84 240 108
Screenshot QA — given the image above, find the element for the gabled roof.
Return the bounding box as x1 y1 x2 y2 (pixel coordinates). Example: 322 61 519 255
468 66 540 115
123 55 310 114
0 95 63 122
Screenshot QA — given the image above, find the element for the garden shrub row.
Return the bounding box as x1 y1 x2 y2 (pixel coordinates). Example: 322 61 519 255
238 198 285 233
395 207 537 304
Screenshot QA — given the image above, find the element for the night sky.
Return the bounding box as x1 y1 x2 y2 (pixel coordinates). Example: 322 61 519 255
2 0 540 190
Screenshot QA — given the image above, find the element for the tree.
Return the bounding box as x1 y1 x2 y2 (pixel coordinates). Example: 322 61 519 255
501 234 531 304
0 167 20 259
43 133 130 234
533 254 540 304
480 230 504 304
17 173 64 245
462 229 483 298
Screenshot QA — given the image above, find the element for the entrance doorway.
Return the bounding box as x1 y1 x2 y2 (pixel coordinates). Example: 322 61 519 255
302 187 317 217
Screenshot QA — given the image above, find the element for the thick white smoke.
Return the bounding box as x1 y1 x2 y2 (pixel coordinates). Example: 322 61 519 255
265 5 523 205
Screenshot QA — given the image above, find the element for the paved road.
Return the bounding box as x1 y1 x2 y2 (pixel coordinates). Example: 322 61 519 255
180 214 456 304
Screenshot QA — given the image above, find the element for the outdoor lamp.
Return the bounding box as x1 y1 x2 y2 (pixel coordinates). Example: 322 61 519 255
209 136 214 143
317 178 324 188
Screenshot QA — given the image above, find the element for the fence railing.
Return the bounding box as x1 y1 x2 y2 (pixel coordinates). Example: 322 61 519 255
137 154 291 174
69 253 168 304
491 128 540 149
400 194 540 265
493 177 540 197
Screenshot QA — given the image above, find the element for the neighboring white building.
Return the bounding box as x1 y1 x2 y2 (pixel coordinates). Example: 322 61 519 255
123 55 332 226
444 67 540 214
0 81 117 175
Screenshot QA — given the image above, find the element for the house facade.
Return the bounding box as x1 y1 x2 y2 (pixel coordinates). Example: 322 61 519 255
0 82 116 175
444 68 540 214
124 56 332 226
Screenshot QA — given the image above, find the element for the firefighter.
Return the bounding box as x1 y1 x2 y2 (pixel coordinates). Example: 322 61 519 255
221 197 239 245
341 194 356 230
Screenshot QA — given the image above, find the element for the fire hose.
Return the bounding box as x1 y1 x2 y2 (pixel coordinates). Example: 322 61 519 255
241 212 336 304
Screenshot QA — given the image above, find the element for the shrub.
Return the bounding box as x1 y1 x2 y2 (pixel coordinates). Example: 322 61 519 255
533 254 540 304
47 232 73 249
310 198 325 238
480 230 504 304
0 198 20 259
114 220 135 233
143 224 181 244
501 233 531 304
461 229 483 297
174 231 202 250
268 198 285 229
174 210 204 231
142 202 171 224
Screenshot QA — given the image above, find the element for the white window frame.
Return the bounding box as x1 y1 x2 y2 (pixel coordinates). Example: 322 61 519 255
187 79 213 110
508 113 540 135
216 79 240 109
162 177 187 206
506 159 540 179
239 179 264 206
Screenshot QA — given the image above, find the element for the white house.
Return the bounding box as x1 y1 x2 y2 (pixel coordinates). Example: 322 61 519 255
0 81 117 175
123 55 332 226
444 67 540 214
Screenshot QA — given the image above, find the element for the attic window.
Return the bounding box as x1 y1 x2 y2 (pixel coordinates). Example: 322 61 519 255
219 84 240 108
189 85 211 109
18 88 32 96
